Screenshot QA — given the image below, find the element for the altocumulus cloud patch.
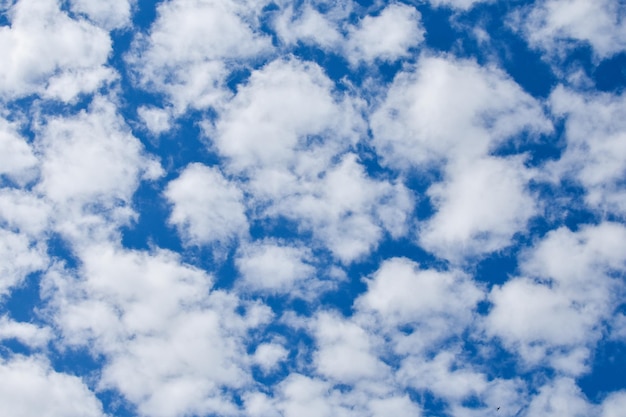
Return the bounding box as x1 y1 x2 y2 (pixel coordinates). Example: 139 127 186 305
1 0 626 416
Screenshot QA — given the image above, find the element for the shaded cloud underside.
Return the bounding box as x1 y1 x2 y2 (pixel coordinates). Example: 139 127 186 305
1 0 626 417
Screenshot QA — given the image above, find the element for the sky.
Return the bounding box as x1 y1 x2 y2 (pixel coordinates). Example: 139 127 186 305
1 0 626 416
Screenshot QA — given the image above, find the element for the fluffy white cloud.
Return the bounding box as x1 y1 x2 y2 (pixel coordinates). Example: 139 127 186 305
137 105 172 135
313 311 390 383
602 391 626 417
526 378 594 417
486 223 626 374
427 0 491 10
69 0 134 30
513 0 626 59
252 342 289 373
127 0 272 112
272 4 342 49
266 153 414 263
245 373 422 417
548 86 626 215
43 242 273 417
398 351 488 402
37 98 161 205
371 55 550 261
213 57 357 174
213 58 412 263
0 0 115 101
0 117 38 184
371 55 551 170
165 163 248 246
34 97 162 243
0 189 50 236
0 355 105 417
235 240 316 294
0 316 51 348
273 3 423 65
356 257 483 353
0 229 47 296
419 156 538 261
345 3 424 65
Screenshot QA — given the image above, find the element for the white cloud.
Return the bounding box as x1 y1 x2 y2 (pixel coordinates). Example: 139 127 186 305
273 3 424 66
486 223 626 374
0 355 105 417
212 58 412 263
526 378 594 417
252 342 289 373
137 105 172 135
398 351 488 402
69 0 134 30
254 373 422 417
602 391 626 417
213 57 356 174
266 153 414 263
371 55 550 261
164 163 248 246
127 0 272 113
371 55 551 170
34 96 162 243
273 4 342 49
427 0 491 11
0 117 38 184
345 3 424 65
0 229 48 297
419 156 538 261
548 86 626 215
313 311 390 383
42 242 273 417
235 240 316 294
356 257 483 354
0 0 115 101
36 97 162 205
513 0 626 59
0 316 52 348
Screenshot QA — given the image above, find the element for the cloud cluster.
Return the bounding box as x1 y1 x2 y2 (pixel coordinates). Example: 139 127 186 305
1 0 626 416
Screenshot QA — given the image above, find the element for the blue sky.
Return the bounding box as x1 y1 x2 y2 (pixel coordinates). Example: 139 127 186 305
1 0 626 416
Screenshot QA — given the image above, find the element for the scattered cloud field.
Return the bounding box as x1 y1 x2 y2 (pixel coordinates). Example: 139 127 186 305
1 0 626 416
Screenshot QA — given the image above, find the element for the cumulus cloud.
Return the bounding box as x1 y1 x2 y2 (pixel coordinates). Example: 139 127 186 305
69 0 134 30
371 55 550 261
356 257 483 352
0 229 47 296
0 117 38 184
126 0 272 113
548 86 626 215
235 240 316 295
486 223 626 374
0 0 115 101
371 55 551 169
137 105 172 135
427 0 491 10
345 3 424 65
273 2 424 66
272 4 343 49
212 58 412 263
512 0 626 59
0 316 51 348
34 96 163 244
0 355 105 417
43 242 273 417
419 156 538 261
164 163 248 247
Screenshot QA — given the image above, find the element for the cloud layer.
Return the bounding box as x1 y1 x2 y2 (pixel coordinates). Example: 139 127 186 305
1 1 625 417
